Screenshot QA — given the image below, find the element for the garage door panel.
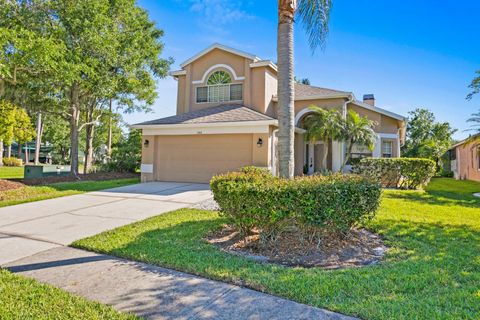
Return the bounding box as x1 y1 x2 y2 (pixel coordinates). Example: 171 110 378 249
155 134 253 183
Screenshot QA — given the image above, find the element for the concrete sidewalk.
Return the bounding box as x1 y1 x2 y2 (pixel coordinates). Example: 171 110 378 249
5 246 355 320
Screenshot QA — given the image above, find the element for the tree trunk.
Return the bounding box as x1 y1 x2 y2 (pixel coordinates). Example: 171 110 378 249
0 140 3 166
24 143 29 164
107 99 113 159
69 83 81 177
341 140 354 171
83 124 95 174
34 112 42 165
7 144 11 158
277 0 296 179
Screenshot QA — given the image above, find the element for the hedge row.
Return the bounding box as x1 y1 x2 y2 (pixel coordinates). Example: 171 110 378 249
210 167 381 242
352 158 436 189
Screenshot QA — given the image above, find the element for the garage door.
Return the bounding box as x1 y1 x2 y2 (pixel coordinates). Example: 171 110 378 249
155 134 253 183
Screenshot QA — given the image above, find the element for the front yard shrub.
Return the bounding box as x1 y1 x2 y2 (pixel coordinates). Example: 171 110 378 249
352 158 436 189
2 157 22 166
210 169 381 242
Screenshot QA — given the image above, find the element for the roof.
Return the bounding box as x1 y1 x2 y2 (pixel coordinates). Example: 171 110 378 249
180 43 260 68
450 133 480 149
294 83 352 99
351 100 405 121
133 104 275 126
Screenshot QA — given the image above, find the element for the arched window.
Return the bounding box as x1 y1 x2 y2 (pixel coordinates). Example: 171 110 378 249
196 70 243 103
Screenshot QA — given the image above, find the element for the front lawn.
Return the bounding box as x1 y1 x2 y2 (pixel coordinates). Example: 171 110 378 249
0 178 139 208
0 269 136 319
73 178 480 320
0 166 24 179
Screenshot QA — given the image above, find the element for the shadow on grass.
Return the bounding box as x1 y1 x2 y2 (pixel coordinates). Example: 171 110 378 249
73 208 480 319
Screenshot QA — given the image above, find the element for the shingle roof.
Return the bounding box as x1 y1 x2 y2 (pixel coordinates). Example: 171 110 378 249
134 104 275 126
294 83 351 98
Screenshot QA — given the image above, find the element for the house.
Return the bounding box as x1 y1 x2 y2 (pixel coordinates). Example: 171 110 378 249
133 44 406 183
448 134 480 181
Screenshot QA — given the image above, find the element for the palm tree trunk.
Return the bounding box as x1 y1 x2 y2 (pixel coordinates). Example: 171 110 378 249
322 141 328 169
7 144 11 158
341 139 354 171
277 0 297 179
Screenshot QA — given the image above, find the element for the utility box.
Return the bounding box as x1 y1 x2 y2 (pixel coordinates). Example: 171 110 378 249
24 165 71 179
24 165 44 179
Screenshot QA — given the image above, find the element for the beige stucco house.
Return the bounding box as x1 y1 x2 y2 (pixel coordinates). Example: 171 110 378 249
133 44 406 183
449 134 480 181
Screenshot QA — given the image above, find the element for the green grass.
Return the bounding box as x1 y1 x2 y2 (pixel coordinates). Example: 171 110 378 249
0 178 139 207
0 166 24 179
0 269 136 319
73 178 480 320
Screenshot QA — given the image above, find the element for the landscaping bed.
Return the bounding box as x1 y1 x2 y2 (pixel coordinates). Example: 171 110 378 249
207 225 386 268
73 178 480 320
0 179 25 192
16 171 139 185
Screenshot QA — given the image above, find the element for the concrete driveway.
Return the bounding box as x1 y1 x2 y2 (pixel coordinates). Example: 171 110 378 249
0 182 211 265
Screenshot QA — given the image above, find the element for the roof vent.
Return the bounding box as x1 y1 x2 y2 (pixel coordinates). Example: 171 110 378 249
363 94 375 106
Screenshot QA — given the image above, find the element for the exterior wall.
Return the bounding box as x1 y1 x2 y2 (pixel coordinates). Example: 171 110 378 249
294 98 345 117
294 132 305 176
140 135 156 182
151 133 270 183
455 143 480 181
176 75 187 115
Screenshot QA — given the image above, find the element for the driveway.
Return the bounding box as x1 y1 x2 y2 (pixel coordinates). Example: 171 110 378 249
0 182 211 265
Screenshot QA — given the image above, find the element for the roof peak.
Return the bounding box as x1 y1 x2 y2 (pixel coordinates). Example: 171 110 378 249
180 43 260 68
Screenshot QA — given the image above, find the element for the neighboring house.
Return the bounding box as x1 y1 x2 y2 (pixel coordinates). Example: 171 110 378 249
448 134 480 181
133 44 406 183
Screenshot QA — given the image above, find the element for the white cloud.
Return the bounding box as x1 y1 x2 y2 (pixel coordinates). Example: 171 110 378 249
186 0 253 34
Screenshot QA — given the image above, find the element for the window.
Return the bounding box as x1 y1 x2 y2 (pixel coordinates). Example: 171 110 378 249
195 70 243 103
382 140 393 158
196 87 207 103
348 144 373 165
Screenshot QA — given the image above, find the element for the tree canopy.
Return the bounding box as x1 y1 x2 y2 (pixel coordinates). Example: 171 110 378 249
402 108 456 170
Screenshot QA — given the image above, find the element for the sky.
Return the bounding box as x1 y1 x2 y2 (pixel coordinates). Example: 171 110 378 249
124 0 480 140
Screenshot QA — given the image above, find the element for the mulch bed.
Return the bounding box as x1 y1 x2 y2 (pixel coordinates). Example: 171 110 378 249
0 179 26 192
14 172 139 186
207 226 387 269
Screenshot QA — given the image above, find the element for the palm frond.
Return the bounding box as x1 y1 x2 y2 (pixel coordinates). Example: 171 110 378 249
296 0 332 52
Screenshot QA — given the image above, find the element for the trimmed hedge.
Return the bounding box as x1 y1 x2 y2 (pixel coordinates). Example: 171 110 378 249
352 158 436 189
210 168 381 241
2 157 22 167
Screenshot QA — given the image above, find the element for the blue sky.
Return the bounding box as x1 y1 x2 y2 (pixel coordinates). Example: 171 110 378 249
125 0 480 140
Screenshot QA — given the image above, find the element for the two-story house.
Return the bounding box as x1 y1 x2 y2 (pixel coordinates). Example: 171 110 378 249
133 44 406 183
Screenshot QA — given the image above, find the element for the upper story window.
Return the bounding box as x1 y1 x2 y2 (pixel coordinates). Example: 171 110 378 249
196 70 243 103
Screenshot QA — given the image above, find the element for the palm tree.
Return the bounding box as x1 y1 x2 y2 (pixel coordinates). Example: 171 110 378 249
467 110 480 132
303 106 342 170
340 110 377 170
277 0 332 178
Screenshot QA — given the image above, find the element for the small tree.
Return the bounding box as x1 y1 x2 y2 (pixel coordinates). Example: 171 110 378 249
0 100 17 166
14 108 36 164
303 106 342 170
340 110 377 170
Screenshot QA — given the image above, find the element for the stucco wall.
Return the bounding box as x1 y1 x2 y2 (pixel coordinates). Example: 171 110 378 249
455 143 480 181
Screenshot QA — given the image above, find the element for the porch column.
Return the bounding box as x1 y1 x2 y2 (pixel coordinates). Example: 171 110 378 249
307 142 314 175
331 141 344 172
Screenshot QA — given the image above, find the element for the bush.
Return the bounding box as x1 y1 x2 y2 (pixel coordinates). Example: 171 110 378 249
99 129 141 173
210 169 381 242
352 158 436 189
2 157 22 166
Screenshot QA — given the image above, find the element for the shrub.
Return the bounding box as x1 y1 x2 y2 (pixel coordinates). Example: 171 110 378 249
210 169 381 242
2 157 22 166
352 158 436 189
99 129 141 173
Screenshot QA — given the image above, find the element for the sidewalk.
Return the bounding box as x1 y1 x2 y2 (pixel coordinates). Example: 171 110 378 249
5 246 356 320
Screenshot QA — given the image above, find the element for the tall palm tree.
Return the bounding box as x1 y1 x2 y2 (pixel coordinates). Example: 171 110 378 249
277 0 332 178
340 110 376 170
303 106 342 170
467 109 480 132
